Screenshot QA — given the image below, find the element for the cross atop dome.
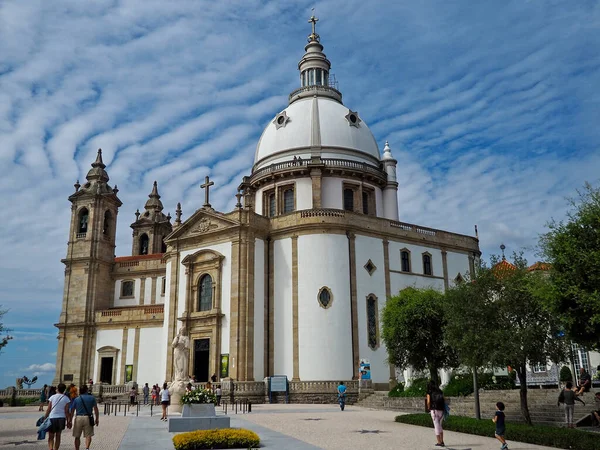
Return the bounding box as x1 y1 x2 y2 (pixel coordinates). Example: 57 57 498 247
308 14 320 42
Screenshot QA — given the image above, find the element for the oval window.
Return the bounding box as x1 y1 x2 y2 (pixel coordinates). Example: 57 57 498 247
318 287 333 309
277 115 285 125
349 114 357 123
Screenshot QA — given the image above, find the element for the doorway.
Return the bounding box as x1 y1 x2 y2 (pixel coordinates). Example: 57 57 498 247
194 339 210 382
100 357 113 384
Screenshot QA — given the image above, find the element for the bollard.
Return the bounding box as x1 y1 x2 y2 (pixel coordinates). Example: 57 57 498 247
248 401 251 413
136 402 139 417
235 400 237 414
150 403 153 417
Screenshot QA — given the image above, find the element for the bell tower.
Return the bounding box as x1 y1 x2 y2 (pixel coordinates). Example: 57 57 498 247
130 181 172 255
54 149 122 386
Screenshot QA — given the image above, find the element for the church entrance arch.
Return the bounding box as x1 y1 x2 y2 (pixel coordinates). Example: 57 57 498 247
194 338 210 382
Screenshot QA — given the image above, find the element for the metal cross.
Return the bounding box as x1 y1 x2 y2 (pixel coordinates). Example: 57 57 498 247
201 176 214 208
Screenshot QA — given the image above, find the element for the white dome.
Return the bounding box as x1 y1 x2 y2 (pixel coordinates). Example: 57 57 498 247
254 97 380 169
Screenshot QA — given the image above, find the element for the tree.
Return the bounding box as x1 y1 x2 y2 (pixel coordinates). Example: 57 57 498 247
539 183 600 351
444 254 568 425
0 306 12 353
381 287 457 385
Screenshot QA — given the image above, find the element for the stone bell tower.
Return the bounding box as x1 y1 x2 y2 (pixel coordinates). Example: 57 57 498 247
130 181 172 256
53 149 122 386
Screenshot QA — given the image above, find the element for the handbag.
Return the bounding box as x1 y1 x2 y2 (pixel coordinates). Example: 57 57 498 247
80 395 94 427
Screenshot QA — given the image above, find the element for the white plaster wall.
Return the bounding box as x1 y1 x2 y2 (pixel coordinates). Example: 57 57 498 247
94 329 123 385
321 177 343 209
144 278 152 305
446 251 472 286
113 278 141 307
389 272 445 296
177 242 232 354
387 241 446 296
354 235 389 384
295 177 312 210
253 239 265 381
126 328 135 365
374 183 384 217
136 327 164 384
273 238 293 377
297 234 353 380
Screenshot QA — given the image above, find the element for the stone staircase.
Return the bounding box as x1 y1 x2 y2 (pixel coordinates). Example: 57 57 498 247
356 389 598 426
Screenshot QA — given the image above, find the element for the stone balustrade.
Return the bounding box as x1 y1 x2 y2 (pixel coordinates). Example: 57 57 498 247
95 304 164 324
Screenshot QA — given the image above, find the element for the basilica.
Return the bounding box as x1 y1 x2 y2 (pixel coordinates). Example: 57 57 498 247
53 17 480 390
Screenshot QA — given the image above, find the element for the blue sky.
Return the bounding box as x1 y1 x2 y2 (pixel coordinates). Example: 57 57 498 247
1 0 599 389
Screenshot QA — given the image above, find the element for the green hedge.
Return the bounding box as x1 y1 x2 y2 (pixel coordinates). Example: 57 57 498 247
388 382 405 397
172 428 260 450
0 397 38 406
395 414 600 450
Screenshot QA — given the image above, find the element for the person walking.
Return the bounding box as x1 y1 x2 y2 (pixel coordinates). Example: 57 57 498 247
129 386 136 405
39 384 48 411
160 382 170 421
558 381 583 428
493 401 508 449
142 383 149 405
426 381 446 447
337 381 347 411
215 386 222 406
44 383 71 450
70 385 99 450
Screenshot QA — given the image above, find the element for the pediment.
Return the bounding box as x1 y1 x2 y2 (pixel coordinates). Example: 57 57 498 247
166 208 240 241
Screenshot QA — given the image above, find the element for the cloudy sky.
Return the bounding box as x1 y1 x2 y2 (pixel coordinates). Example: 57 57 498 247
1 0 599 388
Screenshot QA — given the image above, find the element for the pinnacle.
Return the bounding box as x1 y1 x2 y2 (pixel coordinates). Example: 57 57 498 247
91 149 106 169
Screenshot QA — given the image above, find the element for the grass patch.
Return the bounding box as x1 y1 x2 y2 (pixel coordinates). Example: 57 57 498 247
172 428 260 450
395 414 600 450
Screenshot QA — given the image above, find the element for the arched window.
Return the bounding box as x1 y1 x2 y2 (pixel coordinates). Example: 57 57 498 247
198 274 213 311
343 189 354 211
78 208 89 234
283 188 294 213
401 250 411 272
367 295 379 350
423 253 432 276
103 210 111 235
139 234 149 255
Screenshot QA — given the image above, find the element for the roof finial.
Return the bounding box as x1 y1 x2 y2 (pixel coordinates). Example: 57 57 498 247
74 180 80 192
500 243 506 261
92 148 105 169
175 202 182 226
308 11 320 42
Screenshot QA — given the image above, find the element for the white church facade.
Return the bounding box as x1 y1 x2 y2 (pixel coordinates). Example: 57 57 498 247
53 17 481 390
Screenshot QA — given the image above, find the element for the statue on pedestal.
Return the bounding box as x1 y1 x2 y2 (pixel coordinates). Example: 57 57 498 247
169 325 190 413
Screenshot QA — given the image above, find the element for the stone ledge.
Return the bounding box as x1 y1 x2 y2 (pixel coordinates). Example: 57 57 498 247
168 416 230 432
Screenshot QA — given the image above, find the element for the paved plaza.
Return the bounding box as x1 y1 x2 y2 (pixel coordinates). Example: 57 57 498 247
0 404 559 450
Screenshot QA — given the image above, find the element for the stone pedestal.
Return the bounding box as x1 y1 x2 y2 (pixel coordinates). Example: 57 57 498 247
168 380 186 413
168 402 230 432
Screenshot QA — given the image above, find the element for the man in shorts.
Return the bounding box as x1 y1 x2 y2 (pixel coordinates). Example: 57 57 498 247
44 383 71 450
70 384 99 450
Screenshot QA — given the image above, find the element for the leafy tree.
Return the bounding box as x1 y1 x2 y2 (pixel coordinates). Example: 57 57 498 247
0 306 12 353
444 255 568 425
381 287 457 385
539 183 600 351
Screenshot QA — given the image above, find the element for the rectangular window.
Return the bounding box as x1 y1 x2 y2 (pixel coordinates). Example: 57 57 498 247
161 277 166 296
283 188 294 213
315 69 322 85
423 254 432 276
121 280 134 298
401 251 411 272
532 362 546 373
269 194 275 217
362 192 369 214
343 188 354 211
263 189 276 217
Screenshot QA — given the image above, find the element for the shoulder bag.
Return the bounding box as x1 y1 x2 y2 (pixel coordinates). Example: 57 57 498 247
36 394 65 431
80 396 95 427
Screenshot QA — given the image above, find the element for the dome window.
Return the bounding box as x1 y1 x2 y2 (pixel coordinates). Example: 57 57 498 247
273 111 289 129
345 110 361 128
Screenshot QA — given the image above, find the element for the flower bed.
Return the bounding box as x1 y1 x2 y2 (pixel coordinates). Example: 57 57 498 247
172 429 260 450
181 388 216 405
395 414 600 450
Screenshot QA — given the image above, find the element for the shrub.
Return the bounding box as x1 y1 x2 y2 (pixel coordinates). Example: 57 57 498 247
443 373 473 397
181 388 216 405
392 377 429 397
560 366 573 382
395 414 600 450
388 382 405 397
172 428 260 450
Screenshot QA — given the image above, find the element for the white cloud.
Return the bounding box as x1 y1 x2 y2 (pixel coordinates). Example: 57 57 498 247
23 363 56 373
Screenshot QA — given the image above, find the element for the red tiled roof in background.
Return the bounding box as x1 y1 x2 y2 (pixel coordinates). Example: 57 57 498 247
114 253 164 262
528 262 551 272
492 259 516 274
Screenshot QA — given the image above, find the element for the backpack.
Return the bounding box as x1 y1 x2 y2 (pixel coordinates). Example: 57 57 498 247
431 390 445 410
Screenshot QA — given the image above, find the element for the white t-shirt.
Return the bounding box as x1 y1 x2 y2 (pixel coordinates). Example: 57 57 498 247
48 393 70 419
161 388 170 402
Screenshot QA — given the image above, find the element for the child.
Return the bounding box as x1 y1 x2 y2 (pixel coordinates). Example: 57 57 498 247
493 401 508 450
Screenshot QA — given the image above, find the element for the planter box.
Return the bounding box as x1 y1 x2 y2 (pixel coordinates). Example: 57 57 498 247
182 403 216 417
